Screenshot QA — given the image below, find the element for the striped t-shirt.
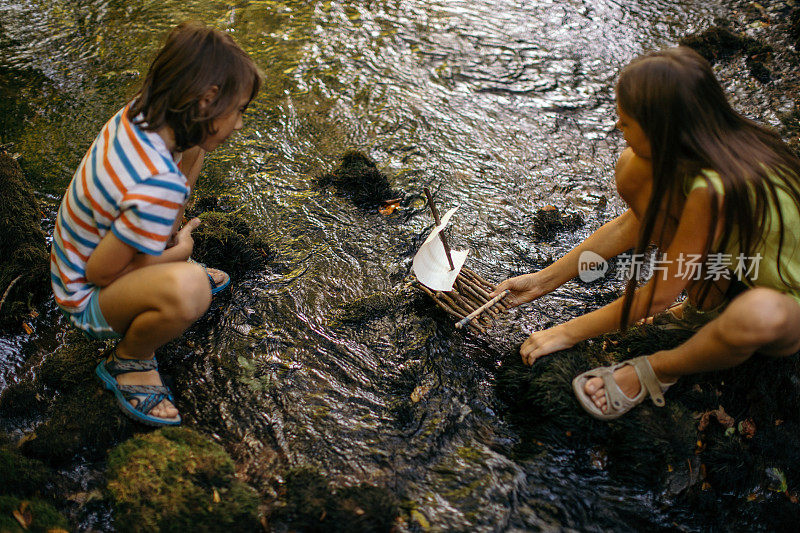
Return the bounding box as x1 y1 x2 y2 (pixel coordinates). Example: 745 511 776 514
51 102 190 314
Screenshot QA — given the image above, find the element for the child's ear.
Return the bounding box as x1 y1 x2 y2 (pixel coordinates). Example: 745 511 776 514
198 85 220 112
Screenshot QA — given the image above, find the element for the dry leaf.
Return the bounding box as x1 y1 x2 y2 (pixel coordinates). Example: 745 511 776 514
739 419 756 439
22 323 33 335
47 530 70 533
697 406 734 431
29 310 39 319
379 198 401 215
13 500 32 529
410 385 430 403
212 488 221 503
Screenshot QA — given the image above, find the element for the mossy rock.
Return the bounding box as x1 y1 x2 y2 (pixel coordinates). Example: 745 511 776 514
105 427 261 533
497 324 800 519
0 446 52 497
7 336 137 465
272 467 399 532
190 211 271 277
0 496 68 532
0 152 49 330
314 151 403 210
679 25 773 83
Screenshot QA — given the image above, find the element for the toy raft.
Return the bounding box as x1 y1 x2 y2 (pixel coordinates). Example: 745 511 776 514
410 189 512 333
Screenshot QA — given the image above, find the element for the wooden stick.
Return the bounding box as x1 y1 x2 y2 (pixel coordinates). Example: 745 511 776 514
460 269 511 311
423 187 455 270
456 290 510 330
456 278 499 315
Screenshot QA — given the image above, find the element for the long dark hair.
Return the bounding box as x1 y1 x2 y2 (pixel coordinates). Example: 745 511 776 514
617 46 800 329
129 21 262 152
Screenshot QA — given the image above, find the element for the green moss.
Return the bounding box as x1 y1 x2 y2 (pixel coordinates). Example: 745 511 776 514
105 427 260 533
0 152 49 330
0 447 52 497
190 211 271 277
272 467 399 533
314 151 402 210
0 496 68 532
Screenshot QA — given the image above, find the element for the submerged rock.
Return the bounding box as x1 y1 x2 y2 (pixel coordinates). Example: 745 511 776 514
270 467 400 533
0 151 49 331
679 24 773 83
530 206 584 242
105 427 261 533
315 151 403 210
190 210 272 278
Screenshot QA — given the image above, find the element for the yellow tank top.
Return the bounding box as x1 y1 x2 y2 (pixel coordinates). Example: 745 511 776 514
684 169 800 304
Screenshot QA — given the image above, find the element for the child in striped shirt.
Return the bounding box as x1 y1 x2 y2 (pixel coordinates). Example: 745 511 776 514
51 22 262 426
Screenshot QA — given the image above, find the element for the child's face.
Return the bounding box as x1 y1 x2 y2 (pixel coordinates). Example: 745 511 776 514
615 103 651 159
200 90 251 152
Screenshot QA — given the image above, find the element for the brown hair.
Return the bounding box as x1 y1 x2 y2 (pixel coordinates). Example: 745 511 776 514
129 21 262 152
616 46 800 329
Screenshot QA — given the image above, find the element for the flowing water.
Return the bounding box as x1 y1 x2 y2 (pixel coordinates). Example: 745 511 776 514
0 0 738 530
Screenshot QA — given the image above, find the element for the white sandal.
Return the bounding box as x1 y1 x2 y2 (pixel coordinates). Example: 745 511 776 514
572 356 674 420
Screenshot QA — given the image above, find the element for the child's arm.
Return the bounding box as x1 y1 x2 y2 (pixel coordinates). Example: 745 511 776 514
166 146 207 246
86 218 200 287
519 185 721 363
492 209 640 304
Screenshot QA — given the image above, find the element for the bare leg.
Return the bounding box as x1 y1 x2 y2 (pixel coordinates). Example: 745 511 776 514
98 262 211 419
585 288 800 413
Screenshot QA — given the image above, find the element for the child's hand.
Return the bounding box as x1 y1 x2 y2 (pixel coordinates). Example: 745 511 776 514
174 217 201 258
490 273 548 308
519 325 576 365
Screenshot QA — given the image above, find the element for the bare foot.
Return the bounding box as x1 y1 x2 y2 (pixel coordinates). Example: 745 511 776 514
111 354 179 420
206 267 227 286
584 365 643 413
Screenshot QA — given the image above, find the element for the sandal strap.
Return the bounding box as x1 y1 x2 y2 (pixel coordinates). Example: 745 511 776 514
628 356 666 407
105 353 158 377
599 364 646 413
118 384 173 415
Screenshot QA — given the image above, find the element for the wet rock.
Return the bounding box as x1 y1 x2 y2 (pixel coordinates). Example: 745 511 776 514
270 467 400 533
190 210 272 277
530 206 583 242
0 333 136 465
315 151 403 210
0 151 49 331
679 24 773 83
0 443 53 497
105 427 261 533
496 325 800 524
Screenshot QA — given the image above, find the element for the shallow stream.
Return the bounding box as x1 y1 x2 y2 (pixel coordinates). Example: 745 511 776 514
1 0 761 530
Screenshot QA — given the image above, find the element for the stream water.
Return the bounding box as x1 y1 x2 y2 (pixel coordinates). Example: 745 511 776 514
0 0 747 530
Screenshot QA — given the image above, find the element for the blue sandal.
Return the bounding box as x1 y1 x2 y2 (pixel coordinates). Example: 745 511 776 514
95 350 181 427
187 258 231 295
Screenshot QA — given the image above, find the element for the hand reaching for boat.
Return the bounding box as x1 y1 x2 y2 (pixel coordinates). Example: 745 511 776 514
490 272 549 308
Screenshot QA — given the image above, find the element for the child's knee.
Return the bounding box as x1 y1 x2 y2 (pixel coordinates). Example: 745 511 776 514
164 263 211 322
725 288 794 344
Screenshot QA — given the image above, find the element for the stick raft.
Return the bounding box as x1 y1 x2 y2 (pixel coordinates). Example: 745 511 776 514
412 267 513 333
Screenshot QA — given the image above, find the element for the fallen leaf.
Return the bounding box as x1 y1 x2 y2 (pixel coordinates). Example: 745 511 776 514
747 492 759 502
22 323 33 335
47 530 70 533
542 205 557 211
701 482 711 491
410 385 430 403
212 488 221 503
410 510 430 531
13 500 32 529
697 406 734 431
379 203 397 215
739 419 756 439
29 310 39 319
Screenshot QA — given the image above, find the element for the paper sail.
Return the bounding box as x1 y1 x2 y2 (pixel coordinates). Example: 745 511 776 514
412 206 469 291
